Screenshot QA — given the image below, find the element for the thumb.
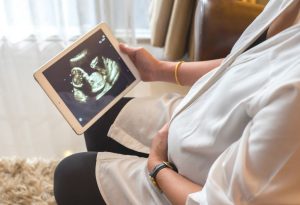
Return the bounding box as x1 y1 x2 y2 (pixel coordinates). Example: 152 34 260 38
119 43 139 56
158 123 169 135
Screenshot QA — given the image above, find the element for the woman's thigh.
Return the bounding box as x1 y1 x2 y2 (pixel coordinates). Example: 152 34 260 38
83 97 148 157
54 152 106 205
84 97 133 152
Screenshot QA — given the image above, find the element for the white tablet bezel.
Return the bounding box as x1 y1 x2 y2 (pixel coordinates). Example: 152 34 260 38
34 22 141 135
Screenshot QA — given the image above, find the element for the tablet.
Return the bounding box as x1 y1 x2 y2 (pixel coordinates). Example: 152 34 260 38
34 23 140 135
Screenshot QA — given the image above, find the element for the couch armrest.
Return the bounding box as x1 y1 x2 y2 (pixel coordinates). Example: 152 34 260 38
194 0 264 61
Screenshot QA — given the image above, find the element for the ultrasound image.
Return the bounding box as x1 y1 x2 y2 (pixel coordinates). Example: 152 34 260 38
69 49 120 103
43 29 136 126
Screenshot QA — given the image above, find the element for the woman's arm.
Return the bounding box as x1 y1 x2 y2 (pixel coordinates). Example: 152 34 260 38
119 44 223 86
154 168 202 205
158 59 223 86
147 123 202 205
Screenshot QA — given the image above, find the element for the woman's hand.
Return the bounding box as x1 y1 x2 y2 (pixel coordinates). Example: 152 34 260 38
119 43 161 82
120 43 224 86
147 123 169 172
147 123 202 204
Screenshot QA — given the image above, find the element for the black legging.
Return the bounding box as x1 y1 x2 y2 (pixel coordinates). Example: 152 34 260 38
54 98 148 205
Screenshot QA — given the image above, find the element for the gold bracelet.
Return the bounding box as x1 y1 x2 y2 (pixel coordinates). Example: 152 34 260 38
175 61 184 86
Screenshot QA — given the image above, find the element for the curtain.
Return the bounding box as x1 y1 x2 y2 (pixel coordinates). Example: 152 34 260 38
0 0 138 43
149 0 269 61
150 0 197 61
0 0 150 159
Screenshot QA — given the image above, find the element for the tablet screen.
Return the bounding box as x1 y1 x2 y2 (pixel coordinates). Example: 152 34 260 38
43 29 136 126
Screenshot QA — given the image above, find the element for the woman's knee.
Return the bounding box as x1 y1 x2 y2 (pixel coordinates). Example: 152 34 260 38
54 153 83 188
54 153 85 204
53 152 104 205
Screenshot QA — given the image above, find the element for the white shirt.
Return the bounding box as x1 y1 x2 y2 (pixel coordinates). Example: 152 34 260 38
96 1 300 204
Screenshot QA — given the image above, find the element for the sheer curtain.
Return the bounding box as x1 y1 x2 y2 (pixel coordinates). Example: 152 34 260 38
0 0 140 43
0 0 151 159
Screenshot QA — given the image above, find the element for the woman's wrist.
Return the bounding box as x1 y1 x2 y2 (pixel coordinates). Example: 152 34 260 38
147 157 163 172
148 161 178 192
156 61 177 83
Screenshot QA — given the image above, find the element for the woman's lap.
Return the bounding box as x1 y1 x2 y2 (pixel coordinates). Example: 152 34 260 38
84 97 133 152
54 97 148 204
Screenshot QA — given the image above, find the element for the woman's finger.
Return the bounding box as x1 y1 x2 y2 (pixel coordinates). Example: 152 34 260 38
119 43 139 56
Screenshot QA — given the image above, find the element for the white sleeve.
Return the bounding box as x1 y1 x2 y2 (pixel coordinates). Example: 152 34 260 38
187 83 300 205
185 191 203 205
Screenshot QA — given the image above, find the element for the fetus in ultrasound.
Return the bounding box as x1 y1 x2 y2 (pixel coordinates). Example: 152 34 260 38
69 49 120 103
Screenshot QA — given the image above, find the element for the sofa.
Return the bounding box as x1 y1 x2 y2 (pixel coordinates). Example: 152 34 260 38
194 0 265 60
